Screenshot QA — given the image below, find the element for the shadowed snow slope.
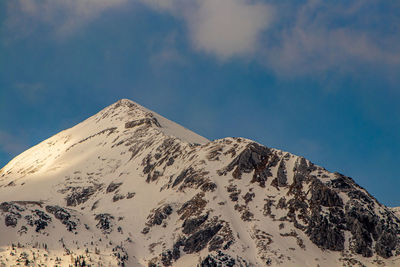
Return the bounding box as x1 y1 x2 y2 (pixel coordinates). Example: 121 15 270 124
0 99 399 266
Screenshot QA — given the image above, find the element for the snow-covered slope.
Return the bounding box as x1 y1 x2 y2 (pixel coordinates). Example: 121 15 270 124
0 99 399 267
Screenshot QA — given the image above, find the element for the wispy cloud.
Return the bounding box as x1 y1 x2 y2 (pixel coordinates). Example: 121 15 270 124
150 0 400 77
141 0 400 72
5 0 128 38
263 0 400 76
5 0 400 76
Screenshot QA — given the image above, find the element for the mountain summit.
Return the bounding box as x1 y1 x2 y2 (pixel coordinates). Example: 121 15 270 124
0 99 399 266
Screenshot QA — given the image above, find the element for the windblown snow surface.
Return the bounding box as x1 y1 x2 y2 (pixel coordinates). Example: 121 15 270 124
0 99 399 266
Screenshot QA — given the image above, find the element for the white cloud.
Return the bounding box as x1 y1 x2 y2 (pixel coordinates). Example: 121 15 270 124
139 0 274 59
6 0 128 37
185 0 274 59
5 0 400 75
135 0 400 72
263 0 400 76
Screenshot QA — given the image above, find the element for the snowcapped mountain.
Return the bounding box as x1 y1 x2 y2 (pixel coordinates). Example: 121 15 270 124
0 99 399 266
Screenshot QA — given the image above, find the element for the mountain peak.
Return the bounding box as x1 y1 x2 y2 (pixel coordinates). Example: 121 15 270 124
115 98 136 106
0 98 207 185
108 98 148 115
98 98 209 145
0 99 399 266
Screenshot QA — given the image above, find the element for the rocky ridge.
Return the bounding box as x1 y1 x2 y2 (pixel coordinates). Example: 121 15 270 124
0 99 399 266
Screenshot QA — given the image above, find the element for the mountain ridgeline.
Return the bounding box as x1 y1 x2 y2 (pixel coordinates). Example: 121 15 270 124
0 99 399 266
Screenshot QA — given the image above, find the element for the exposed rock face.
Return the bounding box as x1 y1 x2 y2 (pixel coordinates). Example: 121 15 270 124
177 193 207 220
146 204 173 227
199 251 238 267
5 214 18 227
307 212 345 251
276 159 288 187
95 213 114 234
30 210 52 232
344 201 400 258
222 143 273 187
182 213 208 234
375 231 398 258
330 175 354 190
46 205 77 231
125 117 161 129
310 179 343 208
221 144 400 263
0 99 399 267
64 185 101 206
182 224 223 253
106 182 123 193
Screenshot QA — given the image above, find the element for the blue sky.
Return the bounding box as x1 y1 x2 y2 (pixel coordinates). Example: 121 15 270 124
0 0 399 206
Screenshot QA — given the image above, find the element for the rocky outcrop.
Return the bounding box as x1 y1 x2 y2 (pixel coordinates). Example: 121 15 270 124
222 143 273 185
182 224 223 253
64 185 102 206
5 214 19 227
95 213 114 234
199 251 247 267
24 210 52 232
171 168 213 192
306 211 345 251
146 204 173 227
106 182 123 193
276 158 288 187
182 213 208 234
344 201 400 258
310 179 343 208
125 118 161 129
45 205 77 231
177 193 207 220
1 202 23 228
375 231 398 258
